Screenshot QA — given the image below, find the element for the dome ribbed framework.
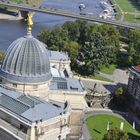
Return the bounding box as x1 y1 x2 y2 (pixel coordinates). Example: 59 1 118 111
0 35 52 83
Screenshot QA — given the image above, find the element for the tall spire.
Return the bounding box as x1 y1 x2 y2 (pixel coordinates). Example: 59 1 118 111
27 12 34 35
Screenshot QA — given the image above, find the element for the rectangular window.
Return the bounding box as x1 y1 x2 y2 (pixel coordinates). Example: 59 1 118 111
20 124 27 133
13 83 17 88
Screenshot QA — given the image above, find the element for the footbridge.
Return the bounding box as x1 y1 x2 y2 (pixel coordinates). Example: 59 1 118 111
0 1 140 30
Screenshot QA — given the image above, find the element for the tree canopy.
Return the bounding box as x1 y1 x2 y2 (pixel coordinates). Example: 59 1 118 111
103 128 130 140
128 30 140 65
0 51 4 62
77 32 115 75
37 21 140 76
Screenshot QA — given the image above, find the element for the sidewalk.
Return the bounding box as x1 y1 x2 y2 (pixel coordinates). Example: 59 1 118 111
73 75 115 84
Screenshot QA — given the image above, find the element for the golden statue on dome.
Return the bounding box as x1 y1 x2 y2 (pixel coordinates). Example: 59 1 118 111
27 12 35 33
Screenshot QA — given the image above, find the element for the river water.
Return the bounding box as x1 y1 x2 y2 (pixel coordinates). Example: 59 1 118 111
0 0 103 51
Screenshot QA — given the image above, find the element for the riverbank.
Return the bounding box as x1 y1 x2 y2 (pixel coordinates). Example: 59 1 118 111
0 8 23 20
0 13 18 20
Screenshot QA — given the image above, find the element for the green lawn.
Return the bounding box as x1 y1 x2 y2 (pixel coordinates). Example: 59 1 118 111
113 0 140 22
10 0 25 2
124 14 140 23
72 71 113 82
115 11 122 20
100 64 116 75
112 0 122 20
90 75 113 83
115 0 139 12
86 115 140 140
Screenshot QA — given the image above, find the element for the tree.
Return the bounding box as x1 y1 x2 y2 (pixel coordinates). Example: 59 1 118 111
78 20 88 45
37 29 55 49
84 24 118 64
127 30 140 65
38 20 122 75
67 41 79 61
62 20 89 46
77 32 114 75
51 26 69 51
62 21 80 41
115 87 123 95
114 87 125 106
37 26 69 51
98 24 120 48
108 87 129 111
103 128 130 140
0 51 4 62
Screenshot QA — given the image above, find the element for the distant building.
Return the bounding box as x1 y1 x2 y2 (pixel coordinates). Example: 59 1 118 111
128 65 140 116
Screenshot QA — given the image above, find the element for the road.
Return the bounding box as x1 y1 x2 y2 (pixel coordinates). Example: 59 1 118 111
0 1 140 29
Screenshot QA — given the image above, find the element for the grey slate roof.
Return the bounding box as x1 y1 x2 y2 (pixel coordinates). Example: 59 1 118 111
0 34 52 84
0 86 68 124
50 77 85 92
48 50 70 61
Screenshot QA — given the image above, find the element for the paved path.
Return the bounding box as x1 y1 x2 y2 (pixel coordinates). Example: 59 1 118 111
100 69 129 84
75 69 129 95
82 79 116 94
81 68 129 95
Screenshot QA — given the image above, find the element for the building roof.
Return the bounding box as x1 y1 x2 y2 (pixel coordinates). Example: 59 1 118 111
129 65 140 76
48 50 70 61
0 34 52 84
0 86 68 124
51 67 60 77
135 65 140 72
50 77 85 93
51 67 67 78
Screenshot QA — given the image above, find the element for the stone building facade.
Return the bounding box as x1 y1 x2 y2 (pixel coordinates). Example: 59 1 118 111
128 65 140 117
0 87 70 140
